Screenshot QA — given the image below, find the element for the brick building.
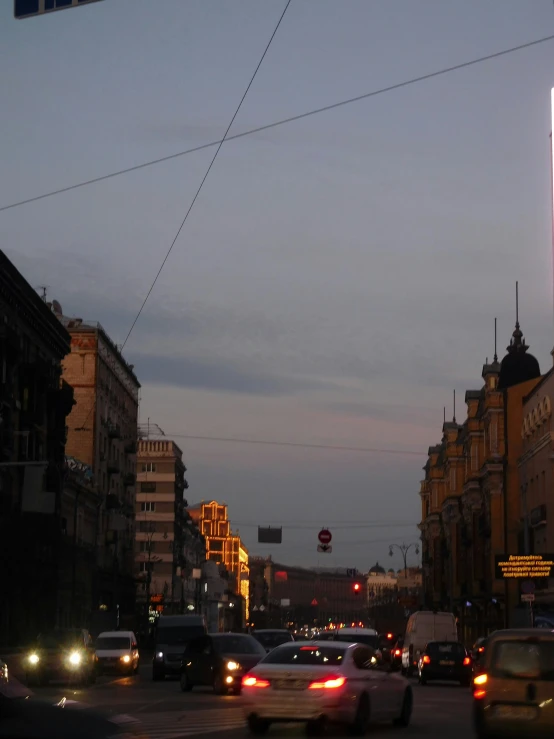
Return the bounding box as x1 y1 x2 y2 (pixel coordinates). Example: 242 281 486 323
59 315 140 628
135 439 204 622
419 315 542 640
249 557 368 628
0 252 75 643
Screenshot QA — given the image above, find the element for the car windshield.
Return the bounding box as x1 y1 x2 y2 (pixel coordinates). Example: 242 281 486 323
156 625 205 646
491 640 554 680
262 644 347 665
96 637 131 650
37 631 83 648
335 633 379 649
254 632 293 649
214 636 266 655
428 642 465 658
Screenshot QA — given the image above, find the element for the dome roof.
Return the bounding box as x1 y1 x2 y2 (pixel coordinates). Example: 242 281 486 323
369 562 386 575
498 321 540 390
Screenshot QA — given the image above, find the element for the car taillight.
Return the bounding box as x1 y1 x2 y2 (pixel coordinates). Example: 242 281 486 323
473 674 487 686
394 649 401 656
242 675 270 688
463 657 471 666
422 655 431 664
308 676 347 690
474 689 486 699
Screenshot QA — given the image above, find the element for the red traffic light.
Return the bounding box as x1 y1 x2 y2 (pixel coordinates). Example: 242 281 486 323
353 583 361 592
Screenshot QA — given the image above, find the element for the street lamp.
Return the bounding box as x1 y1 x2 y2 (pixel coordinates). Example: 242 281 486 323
389 543 420 575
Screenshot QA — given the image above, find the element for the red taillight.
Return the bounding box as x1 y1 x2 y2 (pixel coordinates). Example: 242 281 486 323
478 646 485 653
463 657 471 666
242 675 270 688
394 649 401 656
308 676 346 690
422 655 431 664
474 689 486 699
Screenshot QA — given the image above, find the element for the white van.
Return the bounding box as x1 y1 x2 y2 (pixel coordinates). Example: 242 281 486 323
95 631 139 675
401 611 458 676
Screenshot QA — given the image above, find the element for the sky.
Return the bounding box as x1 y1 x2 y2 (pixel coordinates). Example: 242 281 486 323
2 0 554 573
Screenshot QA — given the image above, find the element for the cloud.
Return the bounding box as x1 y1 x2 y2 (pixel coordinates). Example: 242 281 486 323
131 352 332 396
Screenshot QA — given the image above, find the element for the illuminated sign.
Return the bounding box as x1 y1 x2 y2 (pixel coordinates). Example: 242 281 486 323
494 554 554 579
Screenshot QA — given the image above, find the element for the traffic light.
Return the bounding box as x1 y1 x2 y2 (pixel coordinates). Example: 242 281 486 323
353 583 361 594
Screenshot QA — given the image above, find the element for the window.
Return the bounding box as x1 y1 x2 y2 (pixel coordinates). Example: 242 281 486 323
139 521 155 533
139 562 148 572
141 482 156 493
491 640 554 681
450 467 457 491
142 463 156 473
262 645 347 665
141 502 155 512
471 444 478 471
490 417 498 452
139 540 154 552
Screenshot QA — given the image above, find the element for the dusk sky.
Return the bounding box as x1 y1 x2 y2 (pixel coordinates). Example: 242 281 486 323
2 0 554 573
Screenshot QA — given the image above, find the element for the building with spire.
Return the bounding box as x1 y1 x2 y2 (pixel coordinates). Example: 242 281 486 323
419 296 542 641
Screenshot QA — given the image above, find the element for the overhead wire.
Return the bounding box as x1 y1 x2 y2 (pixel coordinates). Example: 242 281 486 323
158 431 425 456
120 0 292 350
1 33 552 214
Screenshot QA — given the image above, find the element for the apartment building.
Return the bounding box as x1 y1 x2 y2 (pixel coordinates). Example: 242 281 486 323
136 439 203 621
0 252 75 642
60 315 140 628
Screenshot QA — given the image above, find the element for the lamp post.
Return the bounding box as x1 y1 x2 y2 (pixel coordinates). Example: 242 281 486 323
389 543 420 597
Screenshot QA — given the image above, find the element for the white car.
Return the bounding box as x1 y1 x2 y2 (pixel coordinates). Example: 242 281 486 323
241 640 413 735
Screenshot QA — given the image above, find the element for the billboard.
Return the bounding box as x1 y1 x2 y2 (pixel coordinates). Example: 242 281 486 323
494 553 554 579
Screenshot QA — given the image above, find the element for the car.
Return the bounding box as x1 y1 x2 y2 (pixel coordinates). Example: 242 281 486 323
152 614 207 681
473 628 554 738
25 629 97 687
180 633 267 695
390 638 404 671
379 632 399 663
251 629 295 653
417 640 472 686
241 640 413 735
95 630 139 676
470 636 489 685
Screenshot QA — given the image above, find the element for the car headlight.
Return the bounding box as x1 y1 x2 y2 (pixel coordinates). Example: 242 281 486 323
226 661 240 671
155 652 164 661
28 654 40 665
121 655 131 663
68 651 82 666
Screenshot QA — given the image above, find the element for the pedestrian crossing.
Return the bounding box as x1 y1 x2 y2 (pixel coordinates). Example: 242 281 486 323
130 707 246 739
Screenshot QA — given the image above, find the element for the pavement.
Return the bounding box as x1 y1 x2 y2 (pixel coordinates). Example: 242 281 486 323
17 665 475 738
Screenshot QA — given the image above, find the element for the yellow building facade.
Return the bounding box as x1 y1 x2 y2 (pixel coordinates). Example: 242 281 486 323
188 501 250 619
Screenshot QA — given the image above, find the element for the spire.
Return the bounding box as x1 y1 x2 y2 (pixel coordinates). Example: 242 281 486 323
494 317 498 363
453 389 456 423
506 281 528 354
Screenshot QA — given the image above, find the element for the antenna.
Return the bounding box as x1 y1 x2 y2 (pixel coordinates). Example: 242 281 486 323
494 317 498 362
453 390 456 423
35 285 48 302
443 406 446 424
516 281 519 327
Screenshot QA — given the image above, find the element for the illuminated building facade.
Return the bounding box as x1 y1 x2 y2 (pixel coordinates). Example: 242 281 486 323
188 501 249 620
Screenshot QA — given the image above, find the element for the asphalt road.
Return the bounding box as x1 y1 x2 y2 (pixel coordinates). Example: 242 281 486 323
26 666 475 738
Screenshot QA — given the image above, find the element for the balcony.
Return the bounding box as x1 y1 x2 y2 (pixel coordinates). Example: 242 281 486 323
107 461 120 475
123 473 136 486
108 424 121 440
124 441 136 455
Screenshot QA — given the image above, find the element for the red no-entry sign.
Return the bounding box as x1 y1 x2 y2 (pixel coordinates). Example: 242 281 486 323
318 528 332 545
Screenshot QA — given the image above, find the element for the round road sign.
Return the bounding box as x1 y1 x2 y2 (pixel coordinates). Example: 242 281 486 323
521 580 535 594
318 528 332 545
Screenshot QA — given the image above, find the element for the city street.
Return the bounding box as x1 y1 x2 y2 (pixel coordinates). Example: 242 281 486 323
27 667 474 738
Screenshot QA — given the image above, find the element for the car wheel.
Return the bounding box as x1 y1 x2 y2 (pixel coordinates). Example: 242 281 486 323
247 716 270 735
393 688 413 727
180 671 193 692
349 693 370 736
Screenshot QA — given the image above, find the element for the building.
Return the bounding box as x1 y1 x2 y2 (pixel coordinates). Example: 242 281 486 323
419 315 542 641
249 557 369 628
188 500 249 625
135 439 204 624
59 314 140 630
518 366 554 611
0 251 75 643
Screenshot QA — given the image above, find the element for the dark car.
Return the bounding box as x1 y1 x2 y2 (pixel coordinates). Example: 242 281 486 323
470 636 488 684
379 632 399 663
311 630 337 641
390 638 404 671
180 633 267 695
418 641 472 686
25 629 97 687
252 630 295 653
